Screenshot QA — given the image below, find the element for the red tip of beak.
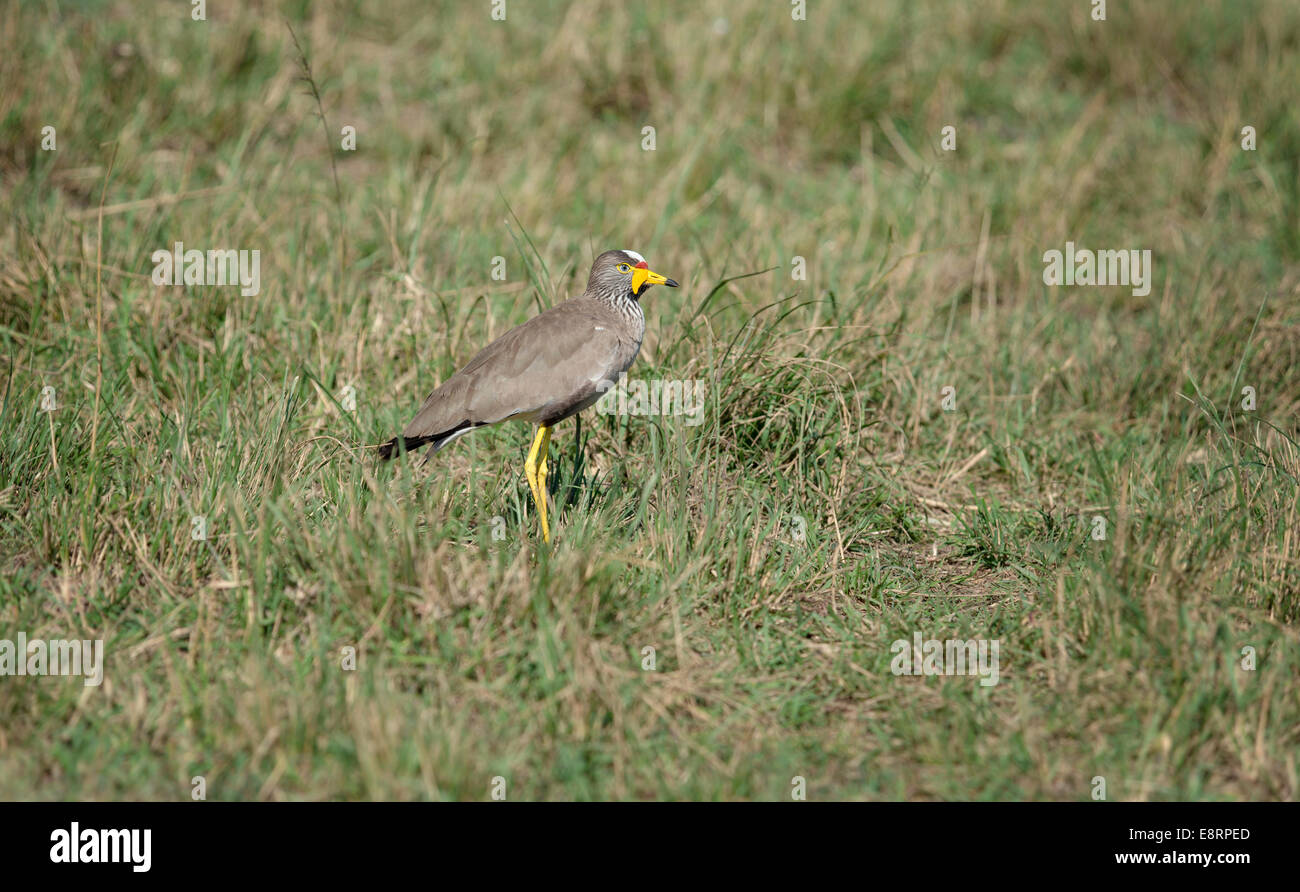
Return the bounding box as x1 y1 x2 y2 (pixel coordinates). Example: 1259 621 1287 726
634 261 648 269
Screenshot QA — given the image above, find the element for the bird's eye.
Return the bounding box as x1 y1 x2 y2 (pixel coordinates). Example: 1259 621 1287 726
617 263 631 274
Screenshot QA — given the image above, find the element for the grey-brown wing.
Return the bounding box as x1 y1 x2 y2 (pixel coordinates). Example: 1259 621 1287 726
401 301 632 438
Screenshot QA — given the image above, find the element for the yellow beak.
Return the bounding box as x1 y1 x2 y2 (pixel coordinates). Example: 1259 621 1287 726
631 266 679 296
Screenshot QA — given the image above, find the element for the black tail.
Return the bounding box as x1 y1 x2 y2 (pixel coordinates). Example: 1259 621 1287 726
377 435 436 461
378 421 478 461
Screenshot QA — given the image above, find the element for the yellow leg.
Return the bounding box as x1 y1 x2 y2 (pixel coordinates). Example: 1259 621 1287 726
525 424 552 543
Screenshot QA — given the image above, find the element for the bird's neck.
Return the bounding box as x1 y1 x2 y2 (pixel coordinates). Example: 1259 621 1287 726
592 290 644 323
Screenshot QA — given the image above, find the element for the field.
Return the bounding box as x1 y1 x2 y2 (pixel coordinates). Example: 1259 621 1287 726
1 0 1297 800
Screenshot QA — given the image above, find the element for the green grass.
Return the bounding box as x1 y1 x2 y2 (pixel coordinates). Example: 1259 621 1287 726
1 0 1297 800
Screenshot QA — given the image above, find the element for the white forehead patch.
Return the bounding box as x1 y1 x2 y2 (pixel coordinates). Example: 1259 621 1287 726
620 250 646 264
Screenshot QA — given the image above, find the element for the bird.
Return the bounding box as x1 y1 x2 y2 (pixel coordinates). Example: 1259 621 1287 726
378 249 679 543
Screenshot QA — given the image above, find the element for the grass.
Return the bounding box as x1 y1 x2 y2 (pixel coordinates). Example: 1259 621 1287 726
0 0 1297 800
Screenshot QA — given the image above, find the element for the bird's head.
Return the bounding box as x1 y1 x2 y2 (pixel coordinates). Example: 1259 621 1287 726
588 249 679 302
